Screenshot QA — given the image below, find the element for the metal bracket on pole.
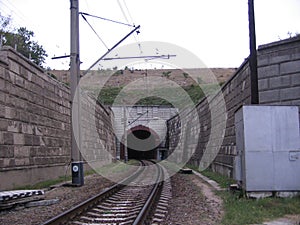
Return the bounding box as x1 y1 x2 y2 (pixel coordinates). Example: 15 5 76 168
83 25 141 76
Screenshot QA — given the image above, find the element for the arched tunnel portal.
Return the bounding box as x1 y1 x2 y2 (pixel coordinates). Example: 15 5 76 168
120 125 161 160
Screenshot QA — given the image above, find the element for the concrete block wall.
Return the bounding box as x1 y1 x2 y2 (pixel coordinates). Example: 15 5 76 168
167 36 300 178
0 47 71 189
80 93 116 164
258 37 300 106
211 61 251 176
0 47 116 189
167 60 251 177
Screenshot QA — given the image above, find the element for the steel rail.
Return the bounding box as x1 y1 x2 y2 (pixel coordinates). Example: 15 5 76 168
41 161 145 225
132 161 164 225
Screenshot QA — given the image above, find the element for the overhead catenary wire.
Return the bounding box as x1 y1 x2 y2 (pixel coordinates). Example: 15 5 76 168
1 0 26 24
116 0 142 53
122 0 134 26
79 12 134 27
103 54 176 61
80 3 170 73
83 25 141 75
1 0 66 67
80 13 109 50
127 110 148 127
124 0 143 54
116 0 130 24
1 0 31 31
83 0 90 12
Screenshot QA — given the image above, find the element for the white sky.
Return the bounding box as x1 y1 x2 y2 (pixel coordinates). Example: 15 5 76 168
1 0 300 70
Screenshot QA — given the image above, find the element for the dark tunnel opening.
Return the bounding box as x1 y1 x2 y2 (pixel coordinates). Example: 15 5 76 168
127 129 156 160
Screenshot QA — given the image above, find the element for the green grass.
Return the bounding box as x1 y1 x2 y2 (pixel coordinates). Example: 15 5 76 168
221 191 300 225
86 84 222 106
200 169 235 189
187 165 300 225
14 167 100 190
187 165 235 189
14 161 139 190
94 160 139 175
15 176 70 190
14 160 139 190
97 86 123 105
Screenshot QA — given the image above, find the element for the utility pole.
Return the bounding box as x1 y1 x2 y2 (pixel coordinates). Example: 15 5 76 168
70 0 84 186
248 0 259 104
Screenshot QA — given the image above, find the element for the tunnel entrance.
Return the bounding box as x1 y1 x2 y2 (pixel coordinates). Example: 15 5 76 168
128 129 156 159
120 125 160 160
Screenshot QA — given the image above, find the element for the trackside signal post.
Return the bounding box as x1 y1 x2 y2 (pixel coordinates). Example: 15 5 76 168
70 0 84 186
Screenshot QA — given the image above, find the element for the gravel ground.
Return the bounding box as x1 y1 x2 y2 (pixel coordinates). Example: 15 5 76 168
162 172 223 225
0 173 115 225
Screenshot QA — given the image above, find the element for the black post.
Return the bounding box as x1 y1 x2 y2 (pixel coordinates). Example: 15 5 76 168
248 0 259 104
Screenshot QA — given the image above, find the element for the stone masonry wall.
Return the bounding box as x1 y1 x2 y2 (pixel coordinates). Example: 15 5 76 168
167 36 300 178
80 93 116 165
257 37 300 106
0 47 116 190
167 60 251 177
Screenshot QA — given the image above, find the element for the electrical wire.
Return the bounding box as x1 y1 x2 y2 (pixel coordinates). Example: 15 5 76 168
116 0 130 24
116 0 142 53
79 12 134 27
84 0 90 12
80 13 109 50
124 0 142 52
123 0 134 26
1 0 35 31
127 110 148 127
103 55 176 61
1 1 25 29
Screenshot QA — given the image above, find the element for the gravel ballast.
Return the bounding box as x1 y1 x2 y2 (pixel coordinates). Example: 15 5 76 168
0 169 223 225
162 172 223 225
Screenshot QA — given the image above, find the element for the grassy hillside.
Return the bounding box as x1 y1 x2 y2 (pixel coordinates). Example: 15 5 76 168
68 68 234 106
94 83 221 106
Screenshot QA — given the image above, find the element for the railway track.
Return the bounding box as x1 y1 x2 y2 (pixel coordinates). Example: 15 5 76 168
42 160 170 225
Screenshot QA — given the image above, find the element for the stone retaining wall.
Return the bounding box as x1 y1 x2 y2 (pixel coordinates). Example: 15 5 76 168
258 37 300 105
167 36 300 177
0 47 115 190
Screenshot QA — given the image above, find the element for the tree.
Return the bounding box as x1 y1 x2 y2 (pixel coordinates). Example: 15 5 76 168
0 14 48 67
183 72 189 79
162 71 172 78
0 13 11 33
